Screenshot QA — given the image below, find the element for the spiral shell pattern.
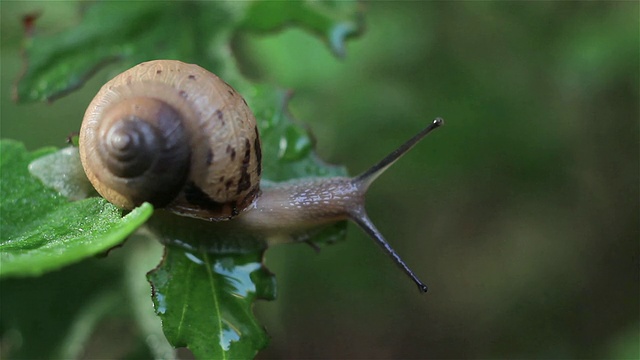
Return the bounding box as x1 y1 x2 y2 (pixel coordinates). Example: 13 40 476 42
79 60 262 220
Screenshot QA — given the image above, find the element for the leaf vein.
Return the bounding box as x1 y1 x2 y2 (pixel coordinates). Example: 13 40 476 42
202 251 226 360
176 260 194 340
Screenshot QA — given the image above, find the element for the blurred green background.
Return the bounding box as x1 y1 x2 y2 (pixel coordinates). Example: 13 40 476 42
1 1 638 359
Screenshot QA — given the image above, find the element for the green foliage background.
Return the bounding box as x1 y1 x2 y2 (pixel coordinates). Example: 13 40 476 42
1 1 638 359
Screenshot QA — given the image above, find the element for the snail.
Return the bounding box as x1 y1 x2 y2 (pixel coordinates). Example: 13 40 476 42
79 60 443 293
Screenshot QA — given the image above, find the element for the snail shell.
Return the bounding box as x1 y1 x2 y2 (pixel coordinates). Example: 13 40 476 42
79 60 262 220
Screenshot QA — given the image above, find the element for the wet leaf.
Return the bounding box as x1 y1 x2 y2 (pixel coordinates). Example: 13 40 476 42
148 246 276 359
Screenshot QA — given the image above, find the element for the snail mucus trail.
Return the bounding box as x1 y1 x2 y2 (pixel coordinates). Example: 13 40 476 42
79 60 443 293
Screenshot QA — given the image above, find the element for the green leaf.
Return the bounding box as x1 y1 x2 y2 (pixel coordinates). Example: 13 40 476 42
246 86 347 181
240 0 364 57
14 2 235 102
148 245 276 360
14 2 224 102
14 0 362 103
0 140 153 277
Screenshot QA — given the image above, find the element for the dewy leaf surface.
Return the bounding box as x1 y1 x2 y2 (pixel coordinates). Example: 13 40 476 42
0 140 153 277
148 247 276 360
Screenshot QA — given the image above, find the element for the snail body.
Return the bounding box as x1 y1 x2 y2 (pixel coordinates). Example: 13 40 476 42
79 60 443 293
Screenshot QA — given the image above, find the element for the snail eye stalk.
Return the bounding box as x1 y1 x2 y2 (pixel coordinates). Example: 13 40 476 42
350 118 444 293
